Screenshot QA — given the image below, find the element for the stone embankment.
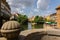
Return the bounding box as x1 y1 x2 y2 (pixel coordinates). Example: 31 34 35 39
0 29 60 40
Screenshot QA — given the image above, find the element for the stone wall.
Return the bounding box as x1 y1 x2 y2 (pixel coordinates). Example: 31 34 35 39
0 29 60 40
20 29 60 40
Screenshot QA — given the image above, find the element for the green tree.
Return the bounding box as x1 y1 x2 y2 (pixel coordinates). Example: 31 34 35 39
17 14 28 24
34 16 44 23
34 16 40 23
17 14 28 30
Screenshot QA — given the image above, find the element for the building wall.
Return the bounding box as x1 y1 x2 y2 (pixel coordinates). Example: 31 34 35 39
56 9 60 28
1 0 11 19
46 13 56 22
0 0 11 28
50 15 56 22
46 16 51 21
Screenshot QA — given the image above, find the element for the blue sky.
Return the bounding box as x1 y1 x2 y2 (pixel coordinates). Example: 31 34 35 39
7 0 60 18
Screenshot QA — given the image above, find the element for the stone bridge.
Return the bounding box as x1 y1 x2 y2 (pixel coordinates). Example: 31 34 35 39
20 29 60 40
0 29 60 40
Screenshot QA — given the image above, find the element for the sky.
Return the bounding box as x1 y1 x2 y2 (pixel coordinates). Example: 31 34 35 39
6 0 60 18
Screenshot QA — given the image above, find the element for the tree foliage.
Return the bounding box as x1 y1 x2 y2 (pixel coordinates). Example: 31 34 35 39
34 16 44 23
17 14 28 24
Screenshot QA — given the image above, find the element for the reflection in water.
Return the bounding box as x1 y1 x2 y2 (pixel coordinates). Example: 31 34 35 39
28 23 43 30
22 23 43 30
28 23 32 30
32 24 43 29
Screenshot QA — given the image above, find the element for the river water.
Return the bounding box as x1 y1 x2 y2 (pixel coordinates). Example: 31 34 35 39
28 23 43 30
22 23 43 30
28 23 32 30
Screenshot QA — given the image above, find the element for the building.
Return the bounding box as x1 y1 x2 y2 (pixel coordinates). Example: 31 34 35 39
46 15 51 21
10 13 19 21
46 13 56 22
45 6 60 29
56 6 60 28
50 13 56 22
28 16 35 22
0 0 11 28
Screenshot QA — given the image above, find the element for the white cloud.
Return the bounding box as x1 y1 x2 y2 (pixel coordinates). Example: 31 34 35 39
7 0 35 12
34 9 39 12
28 0 50 17
37 0 50 10
15 8 25 14
6 0 51 17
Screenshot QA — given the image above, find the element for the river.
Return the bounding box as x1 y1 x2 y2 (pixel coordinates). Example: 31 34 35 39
28 23 32 30
21 22 43 30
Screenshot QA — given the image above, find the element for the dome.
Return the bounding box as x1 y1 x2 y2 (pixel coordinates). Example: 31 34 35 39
1 21 20 30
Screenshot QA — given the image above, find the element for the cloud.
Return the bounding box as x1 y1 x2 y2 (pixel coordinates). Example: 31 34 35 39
6 0 51 17
34 9 39 12
7 0 35 12
37 0 50 10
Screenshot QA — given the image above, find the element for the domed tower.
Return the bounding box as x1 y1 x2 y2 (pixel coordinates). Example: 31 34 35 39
56 6 60 29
